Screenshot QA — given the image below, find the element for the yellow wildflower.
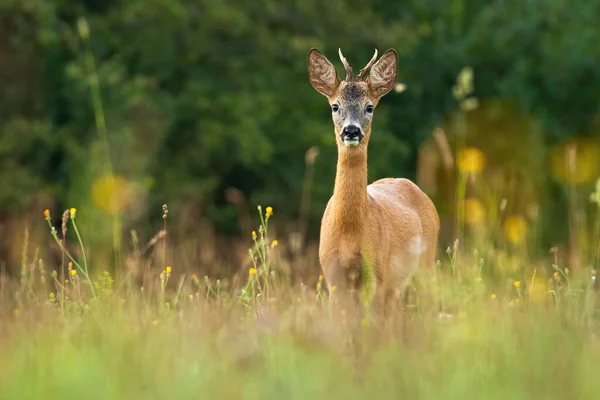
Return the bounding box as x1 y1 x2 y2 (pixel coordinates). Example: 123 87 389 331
553 271 559 280
68 261 73 268
252 231 257 240
91 173 131 215
70 208 77 218
165 266 172 274
457 147 486 174
249 268 257 276
474 277 482 283
464 197 486 225
271 239 278 248
188 294 194 301
330 285 337 293
70 269 77 277
514 281 521 288
152 320 159 326
43 209 50 219
319 274 324 281
491 294 497 300
550 137 599 185
266 206 273 217
504 216 529 244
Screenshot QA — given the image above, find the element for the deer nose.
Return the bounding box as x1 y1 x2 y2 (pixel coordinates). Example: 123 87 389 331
341 125 363 145
342 125 361 138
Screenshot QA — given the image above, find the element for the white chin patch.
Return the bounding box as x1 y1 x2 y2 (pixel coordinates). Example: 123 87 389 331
343 139 360 147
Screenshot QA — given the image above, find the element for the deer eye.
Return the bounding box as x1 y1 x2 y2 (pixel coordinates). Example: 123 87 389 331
332 104 339 112
366 105 374 113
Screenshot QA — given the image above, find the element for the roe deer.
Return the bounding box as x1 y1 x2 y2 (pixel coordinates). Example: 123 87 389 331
307 48 440 317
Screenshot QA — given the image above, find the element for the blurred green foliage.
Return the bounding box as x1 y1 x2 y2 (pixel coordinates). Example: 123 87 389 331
1 0 600 247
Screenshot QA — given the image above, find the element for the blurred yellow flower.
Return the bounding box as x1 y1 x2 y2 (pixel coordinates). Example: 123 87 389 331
457 147 486 174
464 197 485 225
249 268 257 276
70 269 77 277
514 281 521 288
14 309 20 317
491 294 497 300
43 209 50 219
188 294 194 301
553 271 560 280
330 285 337 293
266 206 273 217
91 173 131 214
504 216 529 244
68 261 73 268
319 274 324 281
165 266 172 274
550 137 599 185
474 277 482 283
529 278 547 304
152 320 159 326
271 239 278 248
69 208 77 218
252 231 257 240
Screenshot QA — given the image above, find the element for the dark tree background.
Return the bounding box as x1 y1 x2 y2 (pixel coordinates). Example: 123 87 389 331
1 0 599 271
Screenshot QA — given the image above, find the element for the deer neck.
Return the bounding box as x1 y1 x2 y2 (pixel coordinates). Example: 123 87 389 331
331 146 369 234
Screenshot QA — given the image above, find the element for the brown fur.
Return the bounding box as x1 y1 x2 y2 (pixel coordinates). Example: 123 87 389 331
307 48 440 317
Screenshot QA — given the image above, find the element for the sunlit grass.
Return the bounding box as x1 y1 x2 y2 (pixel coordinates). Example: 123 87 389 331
1 202 600 399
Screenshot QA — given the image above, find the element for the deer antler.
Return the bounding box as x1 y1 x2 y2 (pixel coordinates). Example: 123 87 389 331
338 48 353 81
357 49 378 81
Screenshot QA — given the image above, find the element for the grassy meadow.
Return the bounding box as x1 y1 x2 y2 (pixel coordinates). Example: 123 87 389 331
1 199 600 400
3 13 600 400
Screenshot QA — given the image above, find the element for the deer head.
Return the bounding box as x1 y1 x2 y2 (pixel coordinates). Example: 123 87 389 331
307 48 398 148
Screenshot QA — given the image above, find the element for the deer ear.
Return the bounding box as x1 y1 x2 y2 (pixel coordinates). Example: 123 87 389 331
366 49 398 98
307 48 341 97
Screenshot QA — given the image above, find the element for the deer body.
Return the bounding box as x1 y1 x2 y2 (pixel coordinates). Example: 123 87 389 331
308 48 439 315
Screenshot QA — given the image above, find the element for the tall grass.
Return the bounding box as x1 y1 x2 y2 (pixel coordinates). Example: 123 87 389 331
2 201 600 399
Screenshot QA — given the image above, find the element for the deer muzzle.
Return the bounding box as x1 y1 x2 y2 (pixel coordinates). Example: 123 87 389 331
341 125 364 146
